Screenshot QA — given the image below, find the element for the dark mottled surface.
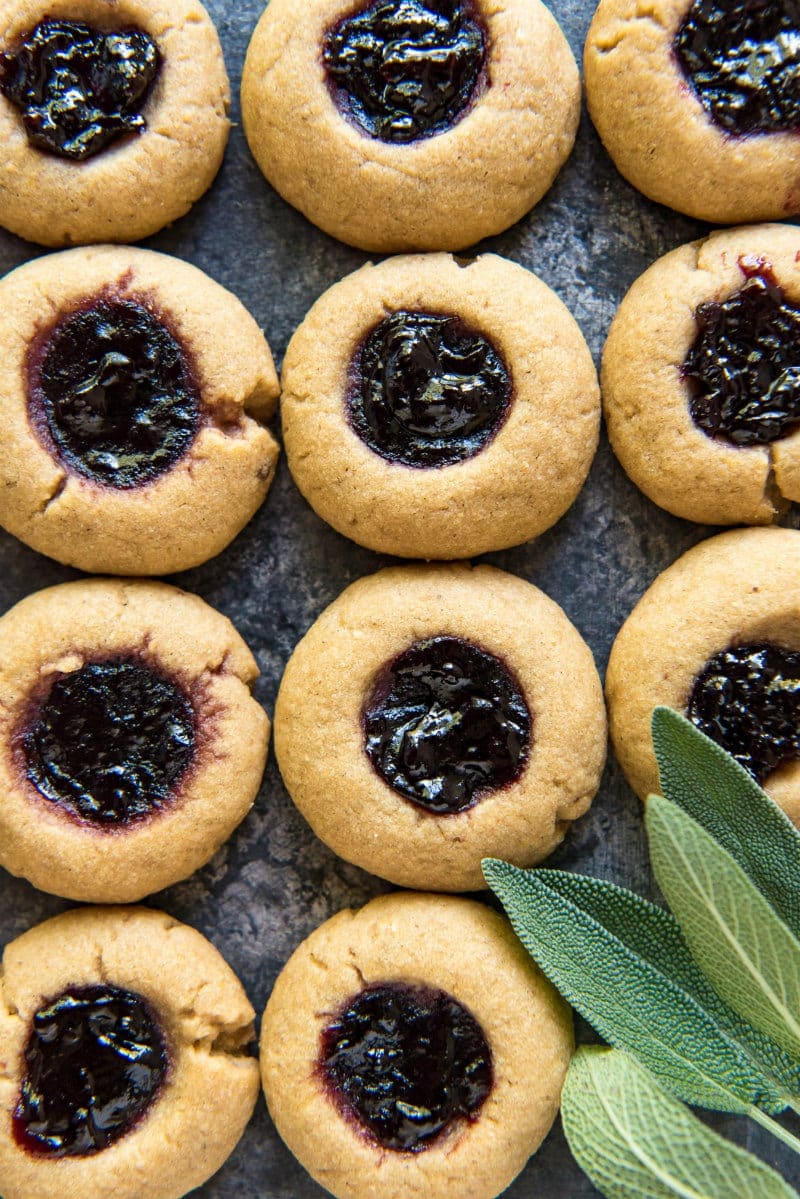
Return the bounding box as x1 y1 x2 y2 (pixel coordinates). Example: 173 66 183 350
0 0 796 1195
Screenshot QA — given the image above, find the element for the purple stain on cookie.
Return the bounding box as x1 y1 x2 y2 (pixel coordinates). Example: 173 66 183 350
0 19 160 160
14 984 168 1157
319 982 493 1152
323 0 487 143
347 310 512 468
362 635 531 813
674 0 800 137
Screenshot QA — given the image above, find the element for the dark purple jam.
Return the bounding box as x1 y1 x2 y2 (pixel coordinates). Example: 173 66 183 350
674 0 800 136
0 20 160 160
22 658 195 827
323 0 486 143
14 985 168 1158
348 310 511 468
688 642 800 782
29 297 200 489
363 636 531 813
320 983 492 1152
683 264 800 447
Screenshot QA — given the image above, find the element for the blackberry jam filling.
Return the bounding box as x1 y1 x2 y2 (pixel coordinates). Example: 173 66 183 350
320 983 492 1151
323 0 486 143
14 985 167 1158
363 635 531 813
348 310 511 468
29 297 200 488
674 0 800 136
0 20 160 160
683 265 800 447
688 642 800 782
22 658 195 826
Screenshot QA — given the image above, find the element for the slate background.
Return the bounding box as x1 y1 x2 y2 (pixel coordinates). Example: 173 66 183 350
0 0 796 1194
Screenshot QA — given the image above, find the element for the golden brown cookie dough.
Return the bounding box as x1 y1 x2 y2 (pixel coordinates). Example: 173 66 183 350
274 564 607 891
241 0 580 252
603 224 800 526
0 577 269 902
0 245 279 575
261 892 573 1199
585 0 800 224
281 253 600 559
0 906 259 1199
607 527 800 826
0 0 230 246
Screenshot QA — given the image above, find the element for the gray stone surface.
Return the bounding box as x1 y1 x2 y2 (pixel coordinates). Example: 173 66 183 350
0 0 796 1195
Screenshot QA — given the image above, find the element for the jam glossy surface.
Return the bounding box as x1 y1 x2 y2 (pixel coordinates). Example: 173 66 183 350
688 642 800 781
22 659 195 826
683 266 800 447
320 983 492 1151
363 635 531 813
0 20 160 160
323 0 486 142
348 310 511 468
30 297 200 488
14 985 167 1158
674 0 800 136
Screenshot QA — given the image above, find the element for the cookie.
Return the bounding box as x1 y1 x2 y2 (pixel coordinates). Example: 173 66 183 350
274 564 607 891
607 527 800 826
241 0 580 252
261 892 573 1199
603 224 800 526
0 245 280 575
0 577 269 902
281 253 600 559
585 0 800 224
0 0 230 246
0 906 259 1199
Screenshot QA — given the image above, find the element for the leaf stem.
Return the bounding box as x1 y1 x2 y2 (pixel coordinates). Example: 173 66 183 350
750 1106 800 1156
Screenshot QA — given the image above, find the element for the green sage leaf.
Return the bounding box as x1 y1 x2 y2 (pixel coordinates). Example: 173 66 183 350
652 707 800 939
562 1047 800 1199
647 796 800 1063
482 858 789 1114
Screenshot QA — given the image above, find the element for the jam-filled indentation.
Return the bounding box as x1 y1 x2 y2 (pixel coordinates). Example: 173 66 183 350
323 0 486 143
0 20 160 160
14 984 168 1158
674 0 800 137
22 658 195 827
363 635 531 813
683 263 800 447
348 310 511 468
320 982 493 1151
29 297 200 489
688 642 800 782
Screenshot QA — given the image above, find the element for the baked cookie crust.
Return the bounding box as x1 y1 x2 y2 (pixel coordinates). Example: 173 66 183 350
274 563 607 891
261 892 574 1199
281 253 600 560
0 906 259 1199
0 577 269 901
241 0 580 252
0 0 230 246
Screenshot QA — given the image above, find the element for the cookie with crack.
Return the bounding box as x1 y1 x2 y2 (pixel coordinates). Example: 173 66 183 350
241 0 580 252
0 245 279 575
261 892 573 1199
0 906 259 1199
603 224 800 526
585 0 800 224
0 0 230 246
0 577 269 901
607 527 800 826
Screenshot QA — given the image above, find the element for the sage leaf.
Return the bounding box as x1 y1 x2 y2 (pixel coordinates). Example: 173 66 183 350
562 1047 800 1199
482 858 789 1114
647 796 800 1063
652 707 800 938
